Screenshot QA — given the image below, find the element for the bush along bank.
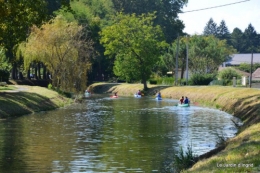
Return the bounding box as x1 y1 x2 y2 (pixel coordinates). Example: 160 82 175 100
88 83 260 173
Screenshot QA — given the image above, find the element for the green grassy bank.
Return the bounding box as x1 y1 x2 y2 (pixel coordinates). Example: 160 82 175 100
89 83 260 173
0 85 72 118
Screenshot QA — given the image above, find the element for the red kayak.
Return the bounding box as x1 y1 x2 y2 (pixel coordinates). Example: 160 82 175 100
110 95 118 98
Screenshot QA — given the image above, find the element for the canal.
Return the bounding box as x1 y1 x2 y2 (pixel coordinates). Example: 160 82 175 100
0 94 240 172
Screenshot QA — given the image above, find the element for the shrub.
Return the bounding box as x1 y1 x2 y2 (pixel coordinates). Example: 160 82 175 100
190 73 216 85
209 79 224 86
149 79 157 84
162 77 174 85
149 77 175 85
48 83 53 89
173 145 198 172
218 68 241 81
0 69 10 82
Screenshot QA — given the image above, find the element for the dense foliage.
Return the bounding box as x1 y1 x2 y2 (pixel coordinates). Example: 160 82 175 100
203 18 260 53
1 0 260 92
189 73 216 85
160 35 236 84
17 16 94 93
112 0 188 43
236 62 260 73
100 13 167 90
218 68 242 80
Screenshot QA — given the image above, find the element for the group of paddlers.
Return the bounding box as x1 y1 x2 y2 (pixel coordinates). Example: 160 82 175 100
179 96 190 104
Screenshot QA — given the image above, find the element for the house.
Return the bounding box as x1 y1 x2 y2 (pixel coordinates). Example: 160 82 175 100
252 68 260 80
223 53 260 66
218 67 250 77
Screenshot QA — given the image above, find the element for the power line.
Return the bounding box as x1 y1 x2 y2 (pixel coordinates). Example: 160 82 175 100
182 0 250 13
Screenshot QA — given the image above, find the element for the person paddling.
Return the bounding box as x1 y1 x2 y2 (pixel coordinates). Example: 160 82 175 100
179 96 184 104
184 96 189 104
157 91 161 98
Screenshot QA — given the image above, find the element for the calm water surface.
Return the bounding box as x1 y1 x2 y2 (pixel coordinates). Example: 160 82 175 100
0 94 240 172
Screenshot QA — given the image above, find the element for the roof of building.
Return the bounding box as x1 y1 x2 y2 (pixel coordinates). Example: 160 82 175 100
218 67 250 77
252 68 260 78
225 53 260 66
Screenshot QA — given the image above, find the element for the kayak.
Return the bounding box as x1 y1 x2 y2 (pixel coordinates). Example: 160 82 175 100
155 97 162 100
134 94 142 98
84 92 91 97
110 95 118 98
178 103 189 107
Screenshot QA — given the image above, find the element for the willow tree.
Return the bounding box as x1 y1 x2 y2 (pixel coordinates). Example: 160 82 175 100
17 16 94 93
100 12 167 90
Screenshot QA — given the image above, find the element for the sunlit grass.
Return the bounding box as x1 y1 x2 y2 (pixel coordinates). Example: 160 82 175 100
0 85 16 91
184 123 260 173
0 86 72 118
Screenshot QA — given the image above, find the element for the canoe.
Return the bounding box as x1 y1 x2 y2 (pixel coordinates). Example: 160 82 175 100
110 95 118 98
134 94 142 98
178 103 189 107
155 97 162 100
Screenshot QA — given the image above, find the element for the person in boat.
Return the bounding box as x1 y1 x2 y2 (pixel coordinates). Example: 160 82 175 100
137 90 141 95
157 91 161 98
184 96 189 104
114 92 118 96
179 96 184 104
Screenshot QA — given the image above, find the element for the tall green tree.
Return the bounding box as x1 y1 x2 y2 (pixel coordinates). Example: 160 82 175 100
17 16 94 93
188 35 236 74
217 20 231 44
55 0 115 82
230 28 245 53
161 37 187 79
111 0 188 43
0 0 48 79
100 13 167 90
0 0 73 79
243 24 259 52
203 18 218 36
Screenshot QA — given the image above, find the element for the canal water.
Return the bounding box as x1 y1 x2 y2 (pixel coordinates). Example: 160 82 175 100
0 94 240 172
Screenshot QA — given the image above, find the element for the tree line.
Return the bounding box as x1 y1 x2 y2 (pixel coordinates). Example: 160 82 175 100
0 0 259 92
203 18 260 53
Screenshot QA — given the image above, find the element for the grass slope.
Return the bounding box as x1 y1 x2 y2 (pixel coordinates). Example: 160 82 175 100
0 85 71 118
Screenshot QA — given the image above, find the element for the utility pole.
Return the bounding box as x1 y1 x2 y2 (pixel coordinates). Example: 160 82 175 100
175 35 179 86
186 38 189 85
249 52 253 88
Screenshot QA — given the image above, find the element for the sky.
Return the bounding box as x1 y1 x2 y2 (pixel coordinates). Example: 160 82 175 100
178 0 260 35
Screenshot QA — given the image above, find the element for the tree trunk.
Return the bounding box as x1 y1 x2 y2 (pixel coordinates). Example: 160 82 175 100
11 63 17 79
37 63 41 79
27 69 31 79
142 76 148 91
43 64 47 79
34 67 38 79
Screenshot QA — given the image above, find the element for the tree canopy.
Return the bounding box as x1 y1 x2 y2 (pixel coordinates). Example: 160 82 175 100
111 0 188 43
17 16 95 93
188 35 236 74
161 35 236 78
100 12 168 90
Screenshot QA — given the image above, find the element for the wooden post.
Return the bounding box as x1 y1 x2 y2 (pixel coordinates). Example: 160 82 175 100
175 35 179 86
